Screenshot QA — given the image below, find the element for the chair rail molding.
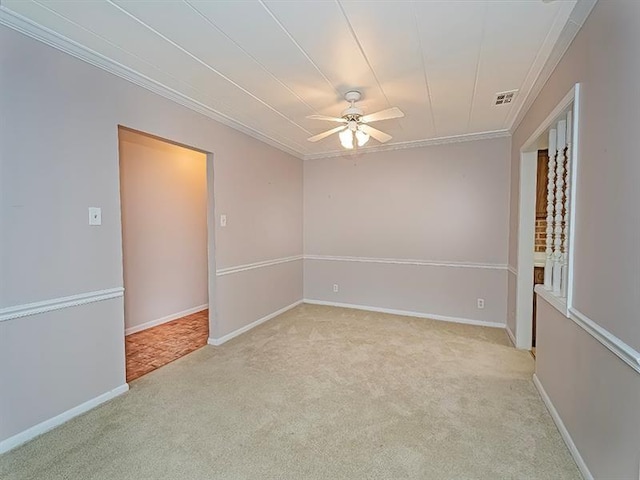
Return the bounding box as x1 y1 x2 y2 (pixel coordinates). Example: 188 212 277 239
215 255 303 276
0 288 124 323
568 307 640 375
304 255 508 270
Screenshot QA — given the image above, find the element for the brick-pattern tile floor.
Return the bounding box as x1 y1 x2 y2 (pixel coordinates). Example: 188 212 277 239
125 309 209 382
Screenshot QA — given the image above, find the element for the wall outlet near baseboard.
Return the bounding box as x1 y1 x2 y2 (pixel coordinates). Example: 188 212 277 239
477 298 485 309
333 284 339 293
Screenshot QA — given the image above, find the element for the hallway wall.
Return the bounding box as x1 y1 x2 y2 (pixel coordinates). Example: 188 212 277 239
119 130 208 334
0 25 303 450
508 1 640 477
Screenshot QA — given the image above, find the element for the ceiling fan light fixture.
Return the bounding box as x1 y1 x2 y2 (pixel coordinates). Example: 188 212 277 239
339 128 354 149
355 129 369 147
306 90 402 148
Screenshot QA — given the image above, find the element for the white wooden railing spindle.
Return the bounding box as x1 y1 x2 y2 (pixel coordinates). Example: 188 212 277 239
553 120 567 294
544 129 557 290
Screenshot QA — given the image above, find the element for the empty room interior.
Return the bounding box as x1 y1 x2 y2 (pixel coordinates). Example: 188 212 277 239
0 1 638 479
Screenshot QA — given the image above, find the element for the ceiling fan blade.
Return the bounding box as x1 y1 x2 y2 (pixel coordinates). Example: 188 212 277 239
306 114 347 123
360 107 404 123
307 125 347 143
359 124 392 144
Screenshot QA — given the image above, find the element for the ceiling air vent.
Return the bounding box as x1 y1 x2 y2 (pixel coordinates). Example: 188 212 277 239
494 90 518 106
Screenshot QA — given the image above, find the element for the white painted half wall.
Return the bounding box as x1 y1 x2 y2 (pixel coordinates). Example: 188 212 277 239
304 139 511 326
119 129 208 334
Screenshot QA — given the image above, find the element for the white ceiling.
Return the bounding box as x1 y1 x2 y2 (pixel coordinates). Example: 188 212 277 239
2 0 584 159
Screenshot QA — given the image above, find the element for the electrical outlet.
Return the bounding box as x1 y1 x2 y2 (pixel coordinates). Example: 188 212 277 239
88 207 102 226
477 298 485 309
333 284 339 293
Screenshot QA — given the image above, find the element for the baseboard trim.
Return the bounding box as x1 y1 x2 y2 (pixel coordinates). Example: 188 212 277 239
532 374 593 480
506 325 517 347
208 300 303 346
125 304 208 336
302 299 505 329
0 384 129 455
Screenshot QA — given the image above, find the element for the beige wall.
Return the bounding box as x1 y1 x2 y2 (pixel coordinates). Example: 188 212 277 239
0 25 303 444
304 138 511 325
509 0 640 476
119 130 208 332
536 297 640 480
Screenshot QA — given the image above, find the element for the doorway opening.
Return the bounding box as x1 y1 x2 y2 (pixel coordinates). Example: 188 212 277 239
118 126 212 382
514 84 579 350
531 148 549 357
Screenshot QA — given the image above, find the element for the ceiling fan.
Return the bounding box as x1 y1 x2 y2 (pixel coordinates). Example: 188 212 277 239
306 91 404 149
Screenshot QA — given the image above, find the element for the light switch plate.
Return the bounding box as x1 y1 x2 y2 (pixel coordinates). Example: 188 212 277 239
88 207 102 226
220 214 227 227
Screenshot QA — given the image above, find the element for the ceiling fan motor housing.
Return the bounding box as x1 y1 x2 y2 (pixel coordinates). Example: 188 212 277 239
342 107 363 119
342 90 364 119
344 90 362 103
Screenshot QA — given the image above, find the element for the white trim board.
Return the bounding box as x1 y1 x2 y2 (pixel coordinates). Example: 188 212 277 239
534 285 568 317
520 85 579 152
303 299 505 329
534 292 640 375
506 325 517 347
303 130 511 161
533 375 593 480
514 150 538 350
568 307 640 375
215 254 507 279
0 384 129 455
216 255 302 277
0 287 124 323
208 300 303 346
125 304 208 336
304 255 508 270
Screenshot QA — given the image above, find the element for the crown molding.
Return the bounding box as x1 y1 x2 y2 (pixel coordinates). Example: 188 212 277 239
302 129 511 161
0 5 305 160
1 0 592 161
508 0 597 134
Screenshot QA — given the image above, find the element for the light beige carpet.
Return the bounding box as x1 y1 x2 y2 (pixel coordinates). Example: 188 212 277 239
0 304 580 479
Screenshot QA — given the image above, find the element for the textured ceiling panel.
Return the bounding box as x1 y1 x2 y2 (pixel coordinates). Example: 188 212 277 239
2 0 579 158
